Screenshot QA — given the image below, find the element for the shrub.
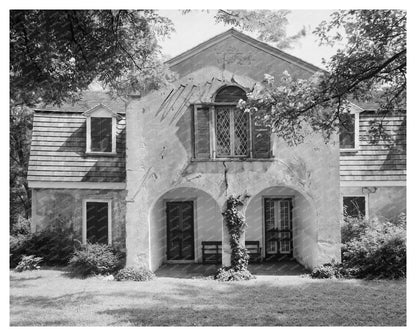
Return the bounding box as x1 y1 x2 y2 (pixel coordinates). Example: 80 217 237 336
15 255 43 272
341 214 406 279
11 216 31 236
311 264 337 279
10 228 75 268
114 266 155 281
68 243 123 277
214 266 256 281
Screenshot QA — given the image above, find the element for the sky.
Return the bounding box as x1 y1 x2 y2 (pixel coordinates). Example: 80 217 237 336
157 10 340 68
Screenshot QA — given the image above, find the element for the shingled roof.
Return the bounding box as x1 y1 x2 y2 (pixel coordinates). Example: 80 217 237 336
36 91 128 114
28 99 126 185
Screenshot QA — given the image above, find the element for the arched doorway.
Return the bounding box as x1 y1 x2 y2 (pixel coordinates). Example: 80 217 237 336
245 186 318 269
148 187 222 271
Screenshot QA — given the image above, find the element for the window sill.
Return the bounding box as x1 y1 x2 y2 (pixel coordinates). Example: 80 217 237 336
340 148 360 153
85 151 118 157
191 158 275 162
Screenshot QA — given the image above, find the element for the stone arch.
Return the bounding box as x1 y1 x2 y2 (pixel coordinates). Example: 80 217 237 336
244 185 318 269
148 186 223 271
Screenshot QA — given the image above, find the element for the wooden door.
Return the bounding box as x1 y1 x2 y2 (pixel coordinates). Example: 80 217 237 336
166 201 195 261
264 198 293 259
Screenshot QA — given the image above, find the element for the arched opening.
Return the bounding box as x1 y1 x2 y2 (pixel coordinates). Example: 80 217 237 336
148 187 222 271
213 86 250 158
245 186 318 270
214 85 247 103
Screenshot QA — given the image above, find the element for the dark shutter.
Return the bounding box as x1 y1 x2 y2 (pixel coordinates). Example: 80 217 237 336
252 116 271 158
193 105 211 159
86 202 109 244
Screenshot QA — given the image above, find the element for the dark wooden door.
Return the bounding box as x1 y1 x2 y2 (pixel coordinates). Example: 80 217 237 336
264 198 293 259
166 201 194 260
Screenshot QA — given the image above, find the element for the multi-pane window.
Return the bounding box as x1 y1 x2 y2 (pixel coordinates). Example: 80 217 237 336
91 117 112 152
192 86 271 159
340 113 357 149
215 106 249 157
343 196 366 218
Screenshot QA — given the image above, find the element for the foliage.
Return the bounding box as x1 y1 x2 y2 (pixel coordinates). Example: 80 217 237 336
10 10 175 106
10 228 76 268
14 255 43 272
215 194 254 281
341 215 369 244
214 266 255 282
68 243 124 277
241 10 406 145
342 215 406 279
214 10 305 49
10 215 31 236
10 106 32 229
114 266 155 281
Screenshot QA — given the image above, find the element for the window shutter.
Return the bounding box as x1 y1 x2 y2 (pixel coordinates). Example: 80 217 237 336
252 116 271 158
193 105 211 159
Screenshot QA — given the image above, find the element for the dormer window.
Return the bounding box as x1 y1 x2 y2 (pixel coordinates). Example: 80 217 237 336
91 117 112 152
84 104 117 155
340 110 360 151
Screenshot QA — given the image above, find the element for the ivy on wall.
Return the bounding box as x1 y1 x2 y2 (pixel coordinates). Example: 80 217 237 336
215 194 255 281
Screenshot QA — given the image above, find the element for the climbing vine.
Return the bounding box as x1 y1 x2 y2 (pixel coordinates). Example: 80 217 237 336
215 194 255 281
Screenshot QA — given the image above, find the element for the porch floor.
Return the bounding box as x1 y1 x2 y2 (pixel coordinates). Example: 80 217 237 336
155 261 309 279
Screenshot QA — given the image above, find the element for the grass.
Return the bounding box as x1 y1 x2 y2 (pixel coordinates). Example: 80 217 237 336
10 268 406 326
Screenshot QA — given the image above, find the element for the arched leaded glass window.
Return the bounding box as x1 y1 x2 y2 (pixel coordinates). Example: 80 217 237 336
214 86 249 157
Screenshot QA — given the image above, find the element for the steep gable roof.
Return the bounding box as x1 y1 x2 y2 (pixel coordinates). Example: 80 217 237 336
166 28 323 76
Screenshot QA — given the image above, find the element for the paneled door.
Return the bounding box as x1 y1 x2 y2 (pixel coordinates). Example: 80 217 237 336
264 198 293 259
166 201 195 261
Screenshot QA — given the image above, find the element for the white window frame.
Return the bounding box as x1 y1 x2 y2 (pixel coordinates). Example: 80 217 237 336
84 104 117 155
82 199 112 245
340 110 361 152
342 194 369 219
213 104 252 158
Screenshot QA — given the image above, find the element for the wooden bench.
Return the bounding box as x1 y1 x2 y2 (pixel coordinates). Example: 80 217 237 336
201 240 262 264
202 241 222 264
245 240 262 263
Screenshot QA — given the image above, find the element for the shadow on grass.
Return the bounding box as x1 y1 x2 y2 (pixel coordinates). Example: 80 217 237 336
154 261 309 279
10 268 406 326
94 280 406 326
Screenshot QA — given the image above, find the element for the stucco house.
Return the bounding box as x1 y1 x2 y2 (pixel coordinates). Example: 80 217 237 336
28 29 406 272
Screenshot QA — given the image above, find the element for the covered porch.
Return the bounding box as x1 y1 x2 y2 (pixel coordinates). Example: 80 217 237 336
148 185 320 272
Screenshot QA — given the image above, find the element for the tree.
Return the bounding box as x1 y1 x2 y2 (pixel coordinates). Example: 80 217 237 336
239 10 406 144
10 10 174 107
10 105 32 225
214 10 306 49
10 10 175 229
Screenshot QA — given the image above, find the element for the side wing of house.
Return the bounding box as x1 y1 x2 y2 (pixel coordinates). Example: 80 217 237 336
28 95 127 248
340 110 406 220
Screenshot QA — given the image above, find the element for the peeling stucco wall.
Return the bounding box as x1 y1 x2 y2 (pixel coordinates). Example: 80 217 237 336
341 186 406 220
32 188 127 248
125 67 341 271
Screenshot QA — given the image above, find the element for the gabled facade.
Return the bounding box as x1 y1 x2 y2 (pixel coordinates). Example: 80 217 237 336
28 29 406 272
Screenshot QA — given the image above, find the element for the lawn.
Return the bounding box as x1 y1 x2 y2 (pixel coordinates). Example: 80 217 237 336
10 268 406 326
